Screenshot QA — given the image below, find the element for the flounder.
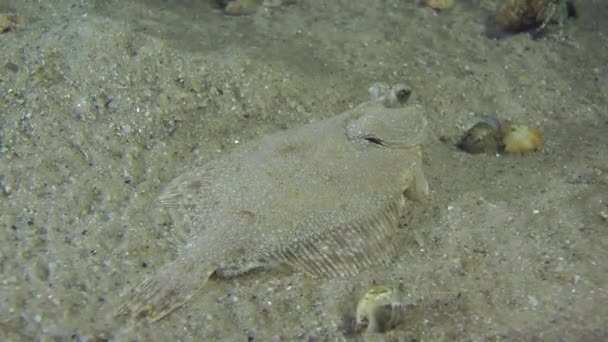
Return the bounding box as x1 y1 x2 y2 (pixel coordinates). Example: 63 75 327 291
116 84 430 322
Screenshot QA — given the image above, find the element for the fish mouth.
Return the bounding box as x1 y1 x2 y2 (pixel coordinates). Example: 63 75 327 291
362 134 386 146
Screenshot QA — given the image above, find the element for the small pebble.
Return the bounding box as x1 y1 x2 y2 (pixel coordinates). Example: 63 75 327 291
426 0 455 10
0 13 19 33
222 0 258 16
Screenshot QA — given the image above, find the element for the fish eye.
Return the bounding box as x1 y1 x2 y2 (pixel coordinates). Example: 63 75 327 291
395 88 411 104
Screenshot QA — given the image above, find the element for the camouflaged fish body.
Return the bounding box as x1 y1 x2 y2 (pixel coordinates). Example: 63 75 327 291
117 85 429 322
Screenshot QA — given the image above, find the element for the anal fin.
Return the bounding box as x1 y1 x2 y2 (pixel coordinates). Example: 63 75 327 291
271 195 407 278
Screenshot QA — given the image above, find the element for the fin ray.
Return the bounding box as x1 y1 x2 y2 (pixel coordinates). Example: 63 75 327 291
268 194 409 278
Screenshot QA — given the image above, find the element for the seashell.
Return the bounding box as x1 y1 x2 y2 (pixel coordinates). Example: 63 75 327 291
355 285 406 333
457 117 543 155
494 0 570 34
456 118 503 154
501 123 543 153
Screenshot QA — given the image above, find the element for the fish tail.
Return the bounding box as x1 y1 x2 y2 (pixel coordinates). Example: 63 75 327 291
114 257 214 322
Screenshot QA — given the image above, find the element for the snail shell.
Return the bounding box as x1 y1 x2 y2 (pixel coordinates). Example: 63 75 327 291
457 119 503 154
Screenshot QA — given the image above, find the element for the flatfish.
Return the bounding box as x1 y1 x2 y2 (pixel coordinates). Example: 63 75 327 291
116 84 430 322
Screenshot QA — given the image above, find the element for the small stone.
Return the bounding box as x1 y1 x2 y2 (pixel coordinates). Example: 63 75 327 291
1 176 14 196
426 0 455 10
0 13 19 33
222 0 258 16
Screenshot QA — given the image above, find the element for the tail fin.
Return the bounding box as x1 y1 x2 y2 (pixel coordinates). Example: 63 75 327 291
115 257 215 322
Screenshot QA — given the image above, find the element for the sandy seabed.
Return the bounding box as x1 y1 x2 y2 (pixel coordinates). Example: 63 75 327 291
0 0 606 340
